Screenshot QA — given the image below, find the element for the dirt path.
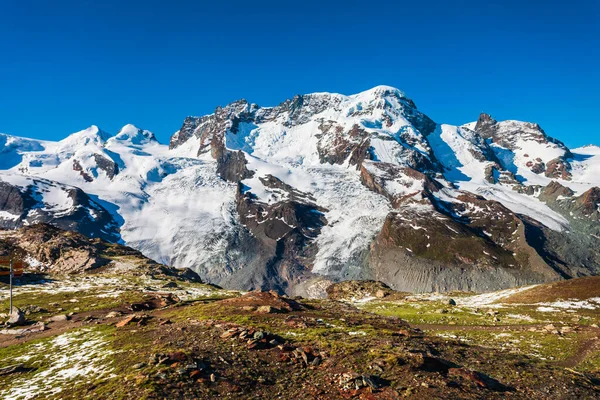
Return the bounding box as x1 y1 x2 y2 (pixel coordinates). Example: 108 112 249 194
413 323 548 332
415 322 600 368
557 332 600 368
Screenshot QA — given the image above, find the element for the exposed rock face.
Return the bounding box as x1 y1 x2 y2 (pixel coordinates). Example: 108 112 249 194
316 123 371 166
575 187 600 220
359 161 442 206
540 181 575 201
0 224 202 281
0 179 120 242
0 181 33 217
72 159 94 182
93 154 119 180
367 187 563 292
215 150 254 182
473 113 574 179
233 175 328 293
545 157 571 180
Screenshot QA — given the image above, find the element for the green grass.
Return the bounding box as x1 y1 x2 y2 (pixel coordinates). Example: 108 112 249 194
360 299 600 327
0 289 148 320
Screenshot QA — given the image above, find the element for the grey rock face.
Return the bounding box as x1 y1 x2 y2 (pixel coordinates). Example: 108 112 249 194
93 154 119 180
0 179 120 243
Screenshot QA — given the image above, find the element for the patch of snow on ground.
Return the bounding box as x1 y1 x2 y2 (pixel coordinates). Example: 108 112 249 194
0 328 114 400
456 285 538 308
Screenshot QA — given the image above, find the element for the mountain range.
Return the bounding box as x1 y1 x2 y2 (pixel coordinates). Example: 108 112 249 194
1 85 599 297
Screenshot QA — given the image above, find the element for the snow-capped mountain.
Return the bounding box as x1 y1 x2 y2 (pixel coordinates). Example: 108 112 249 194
1 85 599 296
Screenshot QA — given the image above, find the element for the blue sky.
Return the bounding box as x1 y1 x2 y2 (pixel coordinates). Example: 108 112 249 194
1 0 598 147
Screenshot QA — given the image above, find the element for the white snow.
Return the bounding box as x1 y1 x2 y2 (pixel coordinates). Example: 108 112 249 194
0 86 599 285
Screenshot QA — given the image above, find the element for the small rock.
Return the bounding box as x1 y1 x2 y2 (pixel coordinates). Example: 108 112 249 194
132 363 146 369
22 305 45 315
560 326 574 334
167 352 187 362
253 331 265 340
210 373 216 382
47 314 69 323
115 315 137 328
189 370 202 379
448 299 457 306
105 311 122 318
256 305 276 314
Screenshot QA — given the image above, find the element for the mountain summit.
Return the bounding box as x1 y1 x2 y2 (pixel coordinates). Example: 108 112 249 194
1 86 599 296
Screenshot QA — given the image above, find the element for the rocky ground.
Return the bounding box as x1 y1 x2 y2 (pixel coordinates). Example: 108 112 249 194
0 276 600 399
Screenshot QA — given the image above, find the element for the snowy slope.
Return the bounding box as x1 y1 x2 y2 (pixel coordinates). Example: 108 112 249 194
1 85 600 295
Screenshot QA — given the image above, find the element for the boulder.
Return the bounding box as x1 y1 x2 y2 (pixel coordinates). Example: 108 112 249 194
7 307 25 326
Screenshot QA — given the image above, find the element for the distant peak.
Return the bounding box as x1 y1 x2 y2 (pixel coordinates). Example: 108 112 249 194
363 85 406 97
61 125 112 146
113 124 157 145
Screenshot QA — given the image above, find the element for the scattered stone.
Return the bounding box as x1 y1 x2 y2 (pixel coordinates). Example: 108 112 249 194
448 299 457 306
48 314 70 323
162 281 179 289
543 324 560 334
253 331 265 340
560 326 574 334
221 329 239 339
132 363 146 369
338 372 380 390
168 352 188 362
105 311 122 318
22 305 46 315
256 305 277 314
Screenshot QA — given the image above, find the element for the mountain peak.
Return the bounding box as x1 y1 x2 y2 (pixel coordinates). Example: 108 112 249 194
113 124 157 145
355 85 407 99
60 125 112 147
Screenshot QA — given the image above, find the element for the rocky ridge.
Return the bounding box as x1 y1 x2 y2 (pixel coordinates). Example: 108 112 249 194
0 86 599 296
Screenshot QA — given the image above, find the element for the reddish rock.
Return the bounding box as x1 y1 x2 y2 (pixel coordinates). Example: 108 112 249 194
115 315 137 328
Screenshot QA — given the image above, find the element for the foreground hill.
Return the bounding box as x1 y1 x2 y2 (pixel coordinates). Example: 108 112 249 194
1 86 599 295
1 275 600 399
0 224 200 281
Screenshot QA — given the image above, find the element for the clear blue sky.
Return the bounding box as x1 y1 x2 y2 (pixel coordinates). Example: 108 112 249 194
1 0 598 147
